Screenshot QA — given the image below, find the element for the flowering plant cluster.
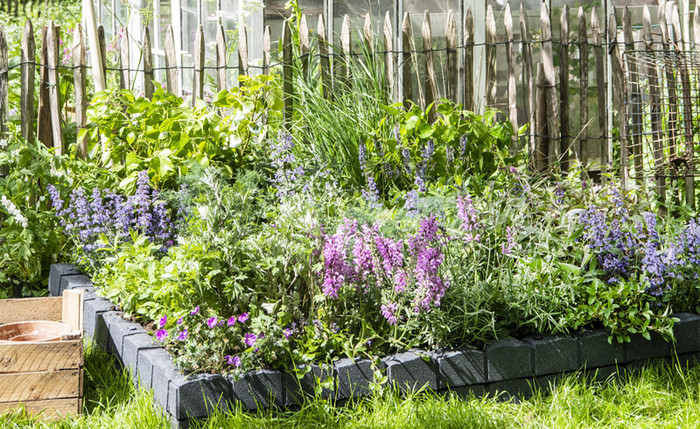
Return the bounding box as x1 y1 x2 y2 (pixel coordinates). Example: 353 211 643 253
47 171 177 267
321 215 449 327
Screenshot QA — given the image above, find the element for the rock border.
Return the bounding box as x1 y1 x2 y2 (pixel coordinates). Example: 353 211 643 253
49 264 700 428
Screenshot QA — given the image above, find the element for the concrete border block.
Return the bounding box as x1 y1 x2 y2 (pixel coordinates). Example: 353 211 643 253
434 347 486 390
48 263 81 296
524 334 579 376
625 332 671 363
383 351 438 392
673 313 700 354
577 329 624 368
230 369 285 410
335 358 382 399
486 339 533 382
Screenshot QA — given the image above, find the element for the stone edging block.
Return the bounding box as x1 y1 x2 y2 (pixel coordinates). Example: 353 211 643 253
48 263 82 297
335 358 380 399
577 329 624 368
673 313 700 354
383 351 438 392
523 334 578 376
434 347 486 390
486 339 533 382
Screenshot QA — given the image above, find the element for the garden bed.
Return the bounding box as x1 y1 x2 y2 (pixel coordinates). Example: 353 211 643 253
51 264 700 428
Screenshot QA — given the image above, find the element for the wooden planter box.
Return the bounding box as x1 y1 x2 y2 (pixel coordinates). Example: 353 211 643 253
0 290 84 420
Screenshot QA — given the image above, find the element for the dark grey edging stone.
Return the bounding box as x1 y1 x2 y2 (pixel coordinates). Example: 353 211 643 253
55 263 700 428
285 364 336 404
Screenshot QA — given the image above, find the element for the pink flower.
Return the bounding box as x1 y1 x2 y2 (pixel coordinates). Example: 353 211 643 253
207 317 218 328
227 316 236 326
237 313 249 323
159 315 167 328
244 333 257 347
177 317 183 325
176 329 188 341
156 329 168 342
191 306 200 316
225 355 241 367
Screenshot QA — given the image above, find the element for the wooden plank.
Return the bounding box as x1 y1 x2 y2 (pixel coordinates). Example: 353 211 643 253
0 397 80 420
72 23 87 159
192 25 204 106
578 7 589 175
671 3 695 208
282 20 293 127
423 11 437 121
216 23 227 91
536 62 548 173
299 15 309 80
0 341 81 373
445 10 457 104
142 26 154 99
37 26 52 149
383 11 394 103
238 19 248 79
560 6 570 171
609 10 629 191
339 14 351 87
0 297 62 324
363 13 373 57
164 25 178 95
644 5 666 210
659 3 678 161
61 290 83 334
97 25 106 87
505 4 517 147
0 26 7 138
520 4 534 163
694 5 700 49
402 12 413 108
46 22 63 156
592 8 607 182
464 7 474 111
262 25 271 77
623 7 643 185
317 16 329 98
0 370 80 402
119 27 129 90
541 2 559 167
485 5 496 107
20 19 35 144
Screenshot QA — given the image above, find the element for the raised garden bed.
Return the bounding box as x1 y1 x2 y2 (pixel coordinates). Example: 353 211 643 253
50 263 700 428
0 287 84 421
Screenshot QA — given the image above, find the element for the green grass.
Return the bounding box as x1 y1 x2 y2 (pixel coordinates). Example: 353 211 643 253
5 346 700 428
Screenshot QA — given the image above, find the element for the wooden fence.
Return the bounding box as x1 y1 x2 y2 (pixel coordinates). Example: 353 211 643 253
1 1 699 202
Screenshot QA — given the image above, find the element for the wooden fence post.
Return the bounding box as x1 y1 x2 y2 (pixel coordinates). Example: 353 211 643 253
0 26 6 140
37 26 52 148
485 5 496 107
119 27 129 91
541 2 559 168
299 15 309 80
383 11 395 103
623 7 643 186
402 13 413 108
423 11 437 120
238 19 248 79
520 4 533 158
363 13 373 57
282 20 293 127
20 19 34 144
464 7 474 112
216 23 227 92
671 3 695 208
317 16 330 98
192 25 204 106
97 25 106 86
47 22 63 155
659 2 678 162
339 15 351 88
560 6 570 170
536 62 548 173
143 26 154 99
263 25 271 77
591 8 607 183
73 23 87 159
644 5 666 211
446 10 457 104
164 25 179 96
578 7 588 176
505 4 517 147
609 10 629 191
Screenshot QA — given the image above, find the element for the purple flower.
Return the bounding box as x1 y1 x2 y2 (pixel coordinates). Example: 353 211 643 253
501 226 516 255
207 317 218 328
191 306 200 316
381 302 399 325
156 329 168 342
227 316 237 326
283 328 293 339
237 313 249 323
176 329 188 341
244 333 257 347
159 315 167 328
456 194 481 243
177 317 183 325
225 355 241 367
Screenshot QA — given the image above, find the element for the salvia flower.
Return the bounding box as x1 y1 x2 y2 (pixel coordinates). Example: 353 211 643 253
381 302 399 325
